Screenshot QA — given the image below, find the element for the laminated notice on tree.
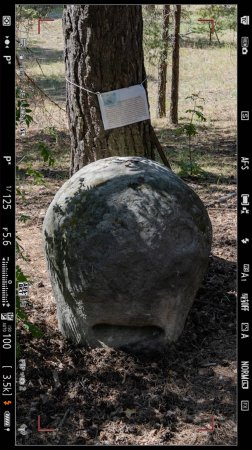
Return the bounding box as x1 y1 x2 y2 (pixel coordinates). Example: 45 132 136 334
98 84 150 130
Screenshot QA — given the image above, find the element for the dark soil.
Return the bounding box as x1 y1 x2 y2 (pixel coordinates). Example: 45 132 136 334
16 146 237 445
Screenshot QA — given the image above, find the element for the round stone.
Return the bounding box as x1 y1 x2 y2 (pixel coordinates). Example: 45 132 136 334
43 156 212 351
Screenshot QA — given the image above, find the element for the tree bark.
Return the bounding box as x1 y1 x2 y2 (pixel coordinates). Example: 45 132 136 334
63 5 170 175
209 23 212 42
170 5 181 125
157 5 170 118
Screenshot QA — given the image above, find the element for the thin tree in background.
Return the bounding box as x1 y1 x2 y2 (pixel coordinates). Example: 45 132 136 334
170 5 181 125
63 5 170 175
157 5 170 118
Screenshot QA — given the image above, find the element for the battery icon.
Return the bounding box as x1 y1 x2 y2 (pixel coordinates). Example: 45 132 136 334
241 194 249 206
241 36 249 48
4 411 11 428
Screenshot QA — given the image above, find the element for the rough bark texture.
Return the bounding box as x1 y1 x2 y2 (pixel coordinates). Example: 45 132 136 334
43 156 212 351
63 5 156 176
157 5 170 118
170 5 181 125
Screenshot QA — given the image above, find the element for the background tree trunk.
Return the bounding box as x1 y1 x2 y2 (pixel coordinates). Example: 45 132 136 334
157 5 170 118
63 5 163 176
170 5 181 125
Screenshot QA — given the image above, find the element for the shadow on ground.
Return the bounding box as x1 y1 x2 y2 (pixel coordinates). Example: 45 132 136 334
16 254 236 445
26 47 64 64
180 37 236 49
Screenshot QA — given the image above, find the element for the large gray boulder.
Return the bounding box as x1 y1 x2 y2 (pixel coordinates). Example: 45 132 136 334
43 157 212 351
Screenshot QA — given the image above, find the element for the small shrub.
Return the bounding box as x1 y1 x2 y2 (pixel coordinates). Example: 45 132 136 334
176 93 206 177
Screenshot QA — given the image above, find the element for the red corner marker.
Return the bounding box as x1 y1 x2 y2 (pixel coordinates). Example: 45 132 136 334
198 19 214 33
38 18 55 35
199 415 214 432
38 415 57 432
198 18 215 33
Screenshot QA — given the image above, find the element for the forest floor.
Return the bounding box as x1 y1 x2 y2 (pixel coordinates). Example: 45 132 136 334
16 12 237 446
16 138 237 446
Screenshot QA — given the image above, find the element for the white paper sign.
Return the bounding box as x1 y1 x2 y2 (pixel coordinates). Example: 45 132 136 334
98 84 150 130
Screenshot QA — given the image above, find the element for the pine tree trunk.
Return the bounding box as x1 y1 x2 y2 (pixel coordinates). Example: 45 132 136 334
209 24 212 43
63 5 160 176
170 5 181 125
157 5 170 118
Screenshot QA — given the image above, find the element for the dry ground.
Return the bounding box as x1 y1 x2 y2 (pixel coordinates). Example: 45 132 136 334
16 8 237 446
16 149 237 445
